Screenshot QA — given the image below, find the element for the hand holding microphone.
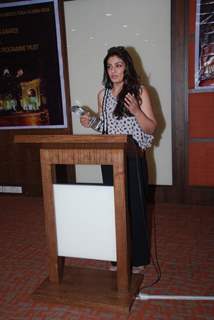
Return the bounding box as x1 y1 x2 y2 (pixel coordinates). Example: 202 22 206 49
71 105 103 132
80 112 91 128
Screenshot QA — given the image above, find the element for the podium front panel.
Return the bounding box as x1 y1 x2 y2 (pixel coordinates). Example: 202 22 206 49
53 184 117 261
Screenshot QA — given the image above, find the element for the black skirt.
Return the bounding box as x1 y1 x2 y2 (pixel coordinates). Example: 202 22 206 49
101 154 150 266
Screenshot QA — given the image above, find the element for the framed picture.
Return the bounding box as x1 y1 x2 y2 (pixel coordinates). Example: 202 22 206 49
195 0 214 89
0 0 71 129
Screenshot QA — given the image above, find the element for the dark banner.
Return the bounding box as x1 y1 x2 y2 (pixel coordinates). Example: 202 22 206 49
0 0 68 129
195 0 214 88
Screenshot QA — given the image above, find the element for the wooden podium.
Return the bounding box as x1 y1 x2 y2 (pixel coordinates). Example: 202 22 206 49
14 134 143 313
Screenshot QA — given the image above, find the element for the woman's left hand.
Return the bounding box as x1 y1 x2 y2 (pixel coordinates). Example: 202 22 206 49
124 93 141 116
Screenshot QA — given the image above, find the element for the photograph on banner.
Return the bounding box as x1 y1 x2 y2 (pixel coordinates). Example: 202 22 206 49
195 0 214 89
0 0 68 129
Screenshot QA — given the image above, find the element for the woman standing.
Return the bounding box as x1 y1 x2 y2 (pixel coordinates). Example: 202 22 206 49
80 46 157 272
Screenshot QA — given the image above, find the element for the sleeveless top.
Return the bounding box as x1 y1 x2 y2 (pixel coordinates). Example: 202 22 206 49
100 88 154 150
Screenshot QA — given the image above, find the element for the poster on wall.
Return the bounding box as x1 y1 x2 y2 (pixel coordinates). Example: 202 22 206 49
0 0 68 129
195 0 214 89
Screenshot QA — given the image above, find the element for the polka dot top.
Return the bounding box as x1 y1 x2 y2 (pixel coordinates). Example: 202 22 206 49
101 89 154 150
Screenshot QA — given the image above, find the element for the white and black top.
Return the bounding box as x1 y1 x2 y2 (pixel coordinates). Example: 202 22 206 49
101 88 154 150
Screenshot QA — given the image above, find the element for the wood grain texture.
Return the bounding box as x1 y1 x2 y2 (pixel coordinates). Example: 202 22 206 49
18 134 138 310
14 134 130 144
33 266 143 314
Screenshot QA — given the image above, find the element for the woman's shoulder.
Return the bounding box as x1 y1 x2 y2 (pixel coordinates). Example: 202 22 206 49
140 85 151 98
97 87 108 104
97 87 105 96
97 87 106 112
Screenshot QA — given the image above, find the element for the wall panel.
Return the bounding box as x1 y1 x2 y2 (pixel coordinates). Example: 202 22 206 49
189 93 214 138
187 0 214 187
189 142 214 186
64 0 172 186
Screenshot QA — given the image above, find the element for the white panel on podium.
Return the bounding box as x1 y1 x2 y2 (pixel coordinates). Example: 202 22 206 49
53 184 117 261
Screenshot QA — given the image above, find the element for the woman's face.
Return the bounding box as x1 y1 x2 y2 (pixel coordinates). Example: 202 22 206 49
106 55 126 85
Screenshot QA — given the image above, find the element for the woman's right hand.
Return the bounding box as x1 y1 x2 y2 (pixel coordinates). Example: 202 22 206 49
80 112 91 128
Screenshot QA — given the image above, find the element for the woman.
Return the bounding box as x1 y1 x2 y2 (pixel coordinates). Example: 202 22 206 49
80 46 157 272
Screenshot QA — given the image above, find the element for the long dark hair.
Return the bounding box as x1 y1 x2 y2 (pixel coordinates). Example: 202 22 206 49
102 46 142 118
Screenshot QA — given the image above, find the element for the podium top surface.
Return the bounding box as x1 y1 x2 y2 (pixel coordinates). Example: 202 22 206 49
14 134 138 151
14 134 129 144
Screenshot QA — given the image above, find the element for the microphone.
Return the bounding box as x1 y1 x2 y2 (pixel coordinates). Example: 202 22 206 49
71 105 88 116
71 105 103 132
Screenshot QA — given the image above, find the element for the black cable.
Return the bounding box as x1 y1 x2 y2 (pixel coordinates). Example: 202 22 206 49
135 151 161 290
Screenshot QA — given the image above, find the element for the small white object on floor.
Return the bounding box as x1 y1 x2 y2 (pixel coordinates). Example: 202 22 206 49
132 266 145 274
109 265 117 271
109 264 145 273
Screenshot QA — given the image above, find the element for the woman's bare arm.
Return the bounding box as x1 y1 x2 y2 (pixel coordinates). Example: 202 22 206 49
97 88 105 115
124 87 157 134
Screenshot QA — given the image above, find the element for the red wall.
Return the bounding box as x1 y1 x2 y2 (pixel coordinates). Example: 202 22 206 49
188 0 214 186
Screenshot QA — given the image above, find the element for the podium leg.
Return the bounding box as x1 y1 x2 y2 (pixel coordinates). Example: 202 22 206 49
40 150 63 283
113 150 130 292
